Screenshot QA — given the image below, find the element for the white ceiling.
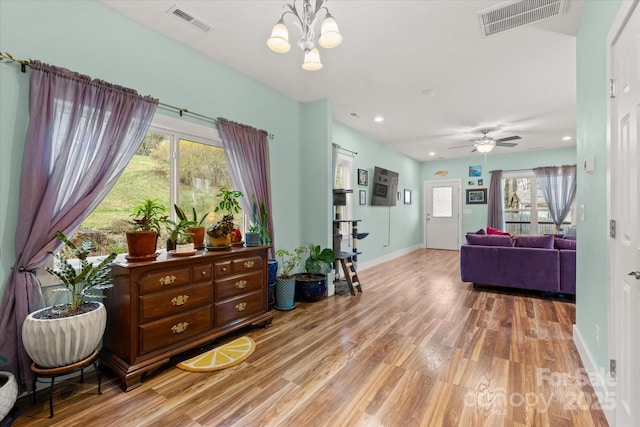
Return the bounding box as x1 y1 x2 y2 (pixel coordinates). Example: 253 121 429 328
99 0 583 162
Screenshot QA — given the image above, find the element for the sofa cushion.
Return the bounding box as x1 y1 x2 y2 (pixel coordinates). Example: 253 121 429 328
466 234 513 246
555 238 577 250
514 234 555 249
487 226 510 236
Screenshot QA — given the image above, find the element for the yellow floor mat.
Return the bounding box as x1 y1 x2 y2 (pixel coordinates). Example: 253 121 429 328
176 336 255 372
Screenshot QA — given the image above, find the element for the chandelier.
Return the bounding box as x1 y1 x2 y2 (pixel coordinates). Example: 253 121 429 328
267 0 343 71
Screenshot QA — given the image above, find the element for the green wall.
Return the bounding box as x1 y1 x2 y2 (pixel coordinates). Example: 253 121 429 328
332 122 423 262
575 0 623 372
421 147 577 235
0 0 310 299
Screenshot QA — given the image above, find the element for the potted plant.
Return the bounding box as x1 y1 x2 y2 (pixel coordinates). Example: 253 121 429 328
206 189 243 248
126 198 166 261
295 244 335 302
165 219 195 253
174 204 209 249
274 247 305 310
22 231 117 368
0 356 17 422
246 197 271 247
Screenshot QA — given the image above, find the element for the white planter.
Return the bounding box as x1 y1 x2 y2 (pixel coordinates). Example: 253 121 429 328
176 242 195 253
0 371 17 420
22 302 106 368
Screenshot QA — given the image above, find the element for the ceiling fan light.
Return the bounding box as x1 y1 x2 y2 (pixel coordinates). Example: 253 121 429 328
318 15 343 49
267 20 291 53
302 48 323 71
476 143 495 154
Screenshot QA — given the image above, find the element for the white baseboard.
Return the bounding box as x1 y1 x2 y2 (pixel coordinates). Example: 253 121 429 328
573 325 616 426
356 245 423 272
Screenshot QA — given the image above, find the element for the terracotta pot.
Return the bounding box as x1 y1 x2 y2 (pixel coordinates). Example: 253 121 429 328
125 231 157 261
187 227 205 249
22 302 107 368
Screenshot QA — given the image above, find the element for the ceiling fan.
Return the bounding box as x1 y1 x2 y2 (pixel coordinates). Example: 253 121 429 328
449 129 521 153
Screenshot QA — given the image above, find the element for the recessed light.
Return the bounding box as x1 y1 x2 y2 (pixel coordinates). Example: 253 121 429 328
562 136 572 141
429 152 436 156
374 116 384 123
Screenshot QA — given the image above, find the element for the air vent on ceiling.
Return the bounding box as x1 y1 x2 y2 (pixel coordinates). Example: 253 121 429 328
477 0 568 37
166 4 212 32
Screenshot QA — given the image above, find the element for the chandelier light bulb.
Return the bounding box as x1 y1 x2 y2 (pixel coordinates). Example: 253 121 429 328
302 48 323 71
267 20 291 53
318 14 343 49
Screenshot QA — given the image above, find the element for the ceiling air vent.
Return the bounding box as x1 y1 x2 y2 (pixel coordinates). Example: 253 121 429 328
166 4 212 32
477 0 568 37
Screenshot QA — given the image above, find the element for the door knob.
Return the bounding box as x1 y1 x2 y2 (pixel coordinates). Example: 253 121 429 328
629 271 640 280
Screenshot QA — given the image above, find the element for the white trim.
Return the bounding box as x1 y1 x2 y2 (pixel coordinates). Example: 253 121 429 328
357 245 423 272
152 112 221 145
573 325 616 425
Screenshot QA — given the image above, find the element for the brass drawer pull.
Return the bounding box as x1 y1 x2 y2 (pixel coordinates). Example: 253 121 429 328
235 280 247 289
171 295 189 306
159 275 176 286
200 270 207 276
243 261 255 269
171 322 189 334
235 302 247 312
221 267 228 272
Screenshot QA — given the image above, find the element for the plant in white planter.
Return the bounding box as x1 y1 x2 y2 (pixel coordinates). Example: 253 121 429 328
22 231 117 368
0 356 17 422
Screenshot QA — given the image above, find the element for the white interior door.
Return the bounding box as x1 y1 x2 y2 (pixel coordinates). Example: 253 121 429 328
609 3 640 426
424 180 460 250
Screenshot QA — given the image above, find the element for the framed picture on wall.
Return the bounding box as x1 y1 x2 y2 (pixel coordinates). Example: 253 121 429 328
466 188 487 204
359 190 367 205
357 169 368 186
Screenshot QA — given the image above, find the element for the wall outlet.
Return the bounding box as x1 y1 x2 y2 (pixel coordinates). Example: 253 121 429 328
595 324 600 347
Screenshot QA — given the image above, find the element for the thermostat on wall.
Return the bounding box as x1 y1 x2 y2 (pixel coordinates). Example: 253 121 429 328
584 157 594 174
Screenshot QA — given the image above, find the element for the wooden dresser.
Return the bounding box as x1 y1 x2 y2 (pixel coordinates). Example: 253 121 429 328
101 246 273 391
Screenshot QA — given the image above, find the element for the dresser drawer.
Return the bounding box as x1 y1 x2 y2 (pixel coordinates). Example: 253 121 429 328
139 283 212 323
214 290 263 326
215 272 263 301
214 261 232 278
138 268 191 295
192 263 212 283
139 306 212 355
232 256 263 274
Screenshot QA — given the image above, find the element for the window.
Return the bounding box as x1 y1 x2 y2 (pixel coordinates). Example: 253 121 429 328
334 154 353 245
70 114 240 256
502 171 573 235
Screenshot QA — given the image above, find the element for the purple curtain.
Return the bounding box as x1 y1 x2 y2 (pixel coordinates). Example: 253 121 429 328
217 118 274 258
534 165 577 232
0 61 158 391
488 170 504 229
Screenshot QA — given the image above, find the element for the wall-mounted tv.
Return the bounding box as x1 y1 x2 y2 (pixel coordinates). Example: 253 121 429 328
371 166 399 206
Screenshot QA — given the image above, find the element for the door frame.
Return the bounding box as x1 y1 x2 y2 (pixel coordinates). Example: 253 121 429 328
423 179 462 249
607 1 639 425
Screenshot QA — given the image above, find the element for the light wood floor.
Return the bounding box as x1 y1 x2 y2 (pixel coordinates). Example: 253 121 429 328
13 249 608 426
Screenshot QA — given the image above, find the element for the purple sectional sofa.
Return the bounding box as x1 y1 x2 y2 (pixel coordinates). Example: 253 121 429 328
460 233 576 295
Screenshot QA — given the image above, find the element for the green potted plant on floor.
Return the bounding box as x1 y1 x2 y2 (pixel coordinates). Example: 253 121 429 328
295 244 335 302
174 204 209 249
207 189 243 248
275 246 306 310
126 198 167 261
22 231 117 368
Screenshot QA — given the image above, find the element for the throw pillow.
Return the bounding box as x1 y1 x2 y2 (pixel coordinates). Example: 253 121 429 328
555 238 577 250
514 235 555 249
487 226 510 236
466 234 513 247
467 228 486 235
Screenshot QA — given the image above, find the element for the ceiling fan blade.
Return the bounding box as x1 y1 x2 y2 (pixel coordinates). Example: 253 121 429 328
494 135 521 142
495 142 518 147
449 144 475 149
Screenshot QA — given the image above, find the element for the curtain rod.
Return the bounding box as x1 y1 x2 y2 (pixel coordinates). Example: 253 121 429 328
335 145 357 156
0 51 275 140
491 164 577 174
